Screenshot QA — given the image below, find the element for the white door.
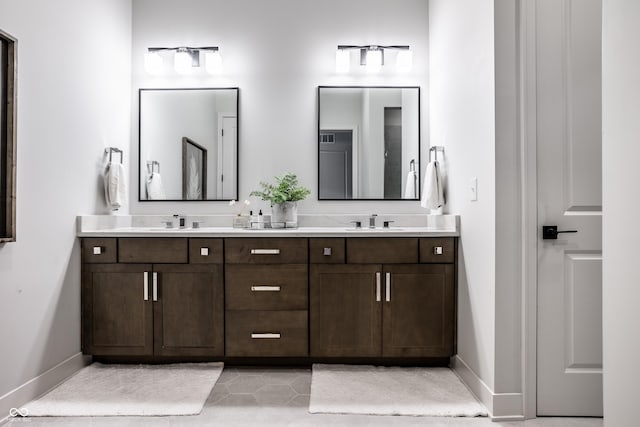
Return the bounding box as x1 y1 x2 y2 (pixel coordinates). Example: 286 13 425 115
218 115 237 199
536 0 603 416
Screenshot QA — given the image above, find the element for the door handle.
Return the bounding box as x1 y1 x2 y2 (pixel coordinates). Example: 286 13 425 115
152 272 158 301
542 225 578 240
385 272 391 302
376 272 381 302
143 272 149 301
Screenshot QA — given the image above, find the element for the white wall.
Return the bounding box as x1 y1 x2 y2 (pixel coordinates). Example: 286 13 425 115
602 1 640 425
429 0 497 396
131 0 429 215
493 0 522 396
0 0 131 414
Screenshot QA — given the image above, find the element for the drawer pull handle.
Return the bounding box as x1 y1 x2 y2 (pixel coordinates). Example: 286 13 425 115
251 333 281 339
251 286 281 292
250 249 280 255
200 247 209 256
434 246 444 255
385 272 391 302
152 272 158 302
376 272 381 302
143 272 149 301
92 246 103 255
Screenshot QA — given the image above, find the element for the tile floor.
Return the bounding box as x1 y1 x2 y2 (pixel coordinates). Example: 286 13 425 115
5 367 604 427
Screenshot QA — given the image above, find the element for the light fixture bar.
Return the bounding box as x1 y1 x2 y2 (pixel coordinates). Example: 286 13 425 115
335 44 411 73
147 46 219 52
144 46 222 75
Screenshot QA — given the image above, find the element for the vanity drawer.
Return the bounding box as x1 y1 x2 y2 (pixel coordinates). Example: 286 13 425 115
225 238 308 264
82 238 117 263
225 310 308 357
118 238 188 264
346 238 419 264
420 238 455 264
226 265 308 310
309 238 345 264
189 238 223 264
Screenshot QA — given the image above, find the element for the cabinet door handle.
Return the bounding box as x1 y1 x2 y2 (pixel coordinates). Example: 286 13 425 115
251 286 281 292
251 333 281 339
376 272 381 302
143 272 149 301
152 272 158 302
385 272 391 302
250 249 280 255
92 246 103 255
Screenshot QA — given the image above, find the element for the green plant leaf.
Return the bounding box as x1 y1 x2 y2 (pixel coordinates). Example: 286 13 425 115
249 173 311 205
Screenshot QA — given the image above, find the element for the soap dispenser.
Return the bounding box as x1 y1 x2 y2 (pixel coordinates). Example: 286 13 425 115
257 209 265 229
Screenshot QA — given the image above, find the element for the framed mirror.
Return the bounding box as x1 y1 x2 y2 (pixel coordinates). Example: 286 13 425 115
139 88 239 201
318 86 420 200
1 29 16 242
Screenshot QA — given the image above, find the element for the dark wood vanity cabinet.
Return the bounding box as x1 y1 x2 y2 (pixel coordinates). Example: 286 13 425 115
81 238 224 357
310 238 456 358
81 235 456 362
224 238 309 357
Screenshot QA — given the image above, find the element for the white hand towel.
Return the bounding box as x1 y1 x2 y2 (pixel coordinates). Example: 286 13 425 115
104 162 126 211
421 161 444 210
146 173 166 200
404 170 417 199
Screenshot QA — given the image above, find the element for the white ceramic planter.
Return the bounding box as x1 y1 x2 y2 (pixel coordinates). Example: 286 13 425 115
271 202 298 228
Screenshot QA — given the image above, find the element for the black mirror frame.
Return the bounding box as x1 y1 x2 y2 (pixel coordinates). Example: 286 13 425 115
317 85 421 201
138 87 240 202
1 29 17 243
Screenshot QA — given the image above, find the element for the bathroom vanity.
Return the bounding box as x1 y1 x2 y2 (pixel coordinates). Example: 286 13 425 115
78 217 458 365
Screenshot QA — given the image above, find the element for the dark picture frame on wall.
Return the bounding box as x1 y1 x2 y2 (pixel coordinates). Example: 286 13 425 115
182 137 207 200
0 29 17 243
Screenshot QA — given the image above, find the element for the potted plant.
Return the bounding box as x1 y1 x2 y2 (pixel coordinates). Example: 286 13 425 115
250 173 311 228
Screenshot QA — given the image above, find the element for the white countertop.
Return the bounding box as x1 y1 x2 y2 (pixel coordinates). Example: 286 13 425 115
76 214 460 238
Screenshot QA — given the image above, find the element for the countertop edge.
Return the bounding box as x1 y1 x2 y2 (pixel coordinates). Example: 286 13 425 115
77 230 460 238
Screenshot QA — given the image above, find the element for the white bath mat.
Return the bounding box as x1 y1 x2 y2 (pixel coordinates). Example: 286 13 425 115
25 362 223 417
309 364 487 417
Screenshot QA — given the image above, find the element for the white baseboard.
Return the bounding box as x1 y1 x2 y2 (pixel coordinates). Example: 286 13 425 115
0 352 89 424
451 355 524 420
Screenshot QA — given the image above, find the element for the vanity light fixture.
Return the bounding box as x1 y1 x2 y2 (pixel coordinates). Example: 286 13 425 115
144 46 222 75
335 45 412 73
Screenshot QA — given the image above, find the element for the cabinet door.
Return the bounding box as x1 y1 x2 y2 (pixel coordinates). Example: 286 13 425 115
382 264 455 357
310 264 382 357
82 264 153 356
152 264 224 357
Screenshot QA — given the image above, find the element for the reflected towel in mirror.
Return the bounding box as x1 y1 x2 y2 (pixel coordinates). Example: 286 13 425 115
146 173 166 200
104 162 126 211
421 161 444 210
404 170 417 198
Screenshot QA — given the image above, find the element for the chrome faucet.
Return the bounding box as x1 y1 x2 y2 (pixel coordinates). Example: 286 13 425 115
369 214 378 229
174 214 186 229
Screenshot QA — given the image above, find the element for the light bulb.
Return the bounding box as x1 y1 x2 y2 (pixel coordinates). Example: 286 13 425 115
366 49 383 73
144 52 163 75
396 49 413 72
205 50 223 74
335 49 350 73
174 50 193 75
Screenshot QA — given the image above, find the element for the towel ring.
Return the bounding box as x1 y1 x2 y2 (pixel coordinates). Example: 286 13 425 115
146 160 160 175
429 146 444 162
105 147 123 164
409 159 416 172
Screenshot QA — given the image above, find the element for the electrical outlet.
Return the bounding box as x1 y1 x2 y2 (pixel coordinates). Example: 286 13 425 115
470 178 478 201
